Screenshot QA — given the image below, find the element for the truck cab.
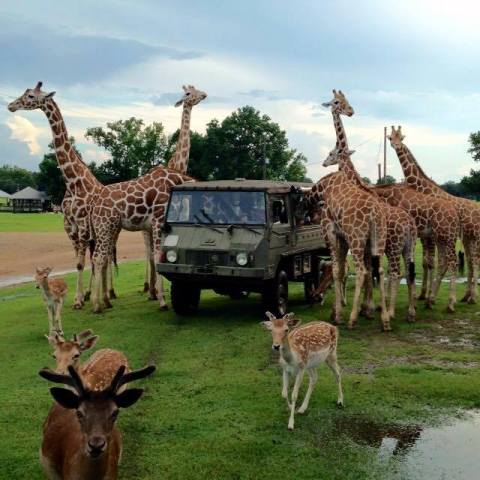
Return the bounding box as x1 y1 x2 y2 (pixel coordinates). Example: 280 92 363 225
156 179 330 315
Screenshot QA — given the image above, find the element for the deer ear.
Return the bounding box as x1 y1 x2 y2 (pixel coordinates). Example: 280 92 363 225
115 388 144 408
50 387 80 409
80 335 98 351
285 313 301 328
45 91 56 99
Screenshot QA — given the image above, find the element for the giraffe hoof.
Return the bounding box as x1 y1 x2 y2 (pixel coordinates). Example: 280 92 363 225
382 325 392 332
143 282 150 293
336 400 344 409
148 294 158 301
446 306 455 313
159 304 169 311
109 290 117 300
467 297 477 305
425 302 433 310
418 293 426 301
73 302 83 310
104 302 113 309
93 307 103 314
83 292 91 302
406 313 416 323
346 323 355 330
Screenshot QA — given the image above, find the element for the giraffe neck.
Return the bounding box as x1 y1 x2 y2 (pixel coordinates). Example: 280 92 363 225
41 99 102 195
167 104 193 174
332 110 349 150
392 142 434 190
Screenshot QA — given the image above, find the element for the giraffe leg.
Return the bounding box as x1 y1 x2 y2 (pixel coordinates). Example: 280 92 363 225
84 268 93 302
142 231 152 295
468 241 479 304
460 240 473 303
145 232 157 300
403 250 417 322
377 264 391 331
330 243 345 325
360 263 375 319
152 218 168 310
73 246 87 309
419 238 434 301
348 251 367 330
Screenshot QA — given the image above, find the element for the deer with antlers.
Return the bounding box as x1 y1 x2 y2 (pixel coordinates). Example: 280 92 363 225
261 312 344 430
39 363 155 480
35 267 68 337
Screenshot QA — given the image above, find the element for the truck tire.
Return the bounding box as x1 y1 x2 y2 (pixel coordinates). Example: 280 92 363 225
171 281 201 315
262 269 288 317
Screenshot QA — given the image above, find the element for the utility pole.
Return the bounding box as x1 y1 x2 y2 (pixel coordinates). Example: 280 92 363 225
378 163 382 183
383 126 387 180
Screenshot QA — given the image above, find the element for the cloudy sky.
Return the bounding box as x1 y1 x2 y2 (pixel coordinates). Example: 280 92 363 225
1 0 479 183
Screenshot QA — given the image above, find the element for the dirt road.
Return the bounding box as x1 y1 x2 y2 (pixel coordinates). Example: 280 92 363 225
0 230 146 286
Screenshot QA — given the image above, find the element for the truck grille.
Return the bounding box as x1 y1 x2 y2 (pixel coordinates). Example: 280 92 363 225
185 250 231 266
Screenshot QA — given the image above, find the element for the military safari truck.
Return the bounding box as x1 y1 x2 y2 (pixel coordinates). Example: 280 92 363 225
156 179 331 316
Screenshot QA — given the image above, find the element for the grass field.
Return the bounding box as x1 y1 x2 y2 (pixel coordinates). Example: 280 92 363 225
0 212 64 232
1 257 479 479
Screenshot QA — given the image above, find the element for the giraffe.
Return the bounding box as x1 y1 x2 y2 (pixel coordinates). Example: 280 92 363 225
142 85 207 295
8 82 104 309
372 182 459 312
89 86 206 313
322 90 417 321
388 126 480 304
306 170 390 331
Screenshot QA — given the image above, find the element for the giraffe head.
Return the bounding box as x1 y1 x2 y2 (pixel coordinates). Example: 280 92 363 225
323 146 356 167
8 81 56 112
322 89 354 116
388 126 405 149
174 85 207 108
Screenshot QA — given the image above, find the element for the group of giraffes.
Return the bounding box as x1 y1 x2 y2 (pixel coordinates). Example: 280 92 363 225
8 82 207 314
306 90 480 331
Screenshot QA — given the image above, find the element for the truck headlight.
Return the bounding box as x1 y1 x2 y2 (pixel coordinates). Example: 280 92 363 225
236 252 248 266
166 250 178 263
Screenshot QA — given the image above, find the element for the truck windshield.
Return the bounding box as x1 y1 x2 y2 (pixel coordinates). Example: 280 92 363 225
167 191 266 225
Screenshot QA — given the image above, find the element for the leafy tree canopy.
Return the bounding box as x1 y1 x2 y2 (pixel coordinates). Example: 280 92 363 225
468 131 480 162
169 106 308 182
376 174 396 185
85 118 168 184
0 165 37 194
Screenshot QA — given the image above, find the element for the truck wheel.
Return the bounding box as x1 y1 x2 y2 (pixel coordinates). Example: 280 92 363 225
262 270 288 317
171 281 200 315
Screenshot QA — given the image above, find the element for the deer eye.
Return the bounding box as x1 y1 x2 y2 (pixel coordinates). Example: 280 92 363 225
111 410 119 421
76 411 84 421
51 354 56 359
73 353 80 359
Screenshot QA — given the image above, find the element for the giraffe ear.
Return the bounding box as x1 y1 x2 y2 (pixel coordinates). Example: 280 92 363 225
175 98 184 107
347 149 356 156
45 91 56 99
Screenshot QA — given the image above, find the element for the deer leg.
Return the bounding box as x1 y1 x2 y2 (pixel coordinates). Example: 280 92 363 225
288 369 305 430
326 351 344 407
47 304 55 336
282 368 290 406
297 369 317 414
54 300 64 336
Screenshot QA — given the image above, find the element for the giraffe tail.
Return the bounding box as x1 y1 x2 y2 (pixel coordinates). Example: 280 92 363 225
371 255 380 285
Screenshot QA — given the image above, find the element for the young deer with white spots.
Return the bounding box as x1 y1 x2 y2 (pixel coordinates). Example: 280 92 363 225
261 312 344 430
46 330 130 392
39 364 155 480
35 267 68 337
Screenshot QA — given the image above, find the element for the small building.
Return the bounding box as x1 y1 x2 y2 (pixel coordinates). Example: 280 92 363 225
10 186 50 213
0 189 12 211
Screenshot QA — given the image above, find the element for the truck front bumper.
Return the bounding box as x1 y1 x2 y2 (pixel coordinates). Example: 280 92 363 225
156 262 266 279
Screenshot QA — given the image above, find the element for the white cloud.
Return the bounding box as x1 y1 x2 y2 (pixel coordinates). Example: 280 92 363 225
5 115 45 155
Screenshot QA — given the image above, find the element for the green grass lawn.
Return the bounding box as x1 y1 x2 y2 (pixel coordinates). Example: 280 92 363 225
0 260 479 479
0 212 64 232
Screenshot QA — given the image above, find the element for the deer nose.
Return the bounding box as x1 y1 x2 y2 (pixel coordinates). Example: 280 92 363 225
272 344 280 351
88 437 106 456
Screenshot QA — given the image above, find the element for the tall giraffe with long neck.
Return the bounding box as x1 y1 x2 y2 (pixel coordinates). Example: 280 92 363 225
89 85 206 313
142 85 203 293
322 90 417 322
8 82 103 309
388 126 480 304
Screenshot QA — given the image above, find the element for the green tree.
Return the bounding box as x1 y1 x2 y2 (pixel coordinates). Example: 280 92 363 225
460 170 480 199
194 106 307 181
85 118 168 184
0 165 37 194
467 131 480 162
376 175 396 185
362 176 372 184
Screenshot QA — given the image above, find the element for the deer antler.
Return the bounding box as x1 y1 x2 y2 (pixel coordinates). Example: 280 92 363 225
109 365 156 393
39 365 85 395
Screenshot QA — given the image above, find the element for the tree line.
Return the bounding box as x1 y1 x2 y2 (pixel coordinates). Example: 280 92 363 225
1 105 480 203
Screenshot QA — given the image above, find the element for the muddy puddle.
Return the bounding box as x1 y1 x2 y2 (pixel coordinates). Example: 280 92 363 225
332 411 480 479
